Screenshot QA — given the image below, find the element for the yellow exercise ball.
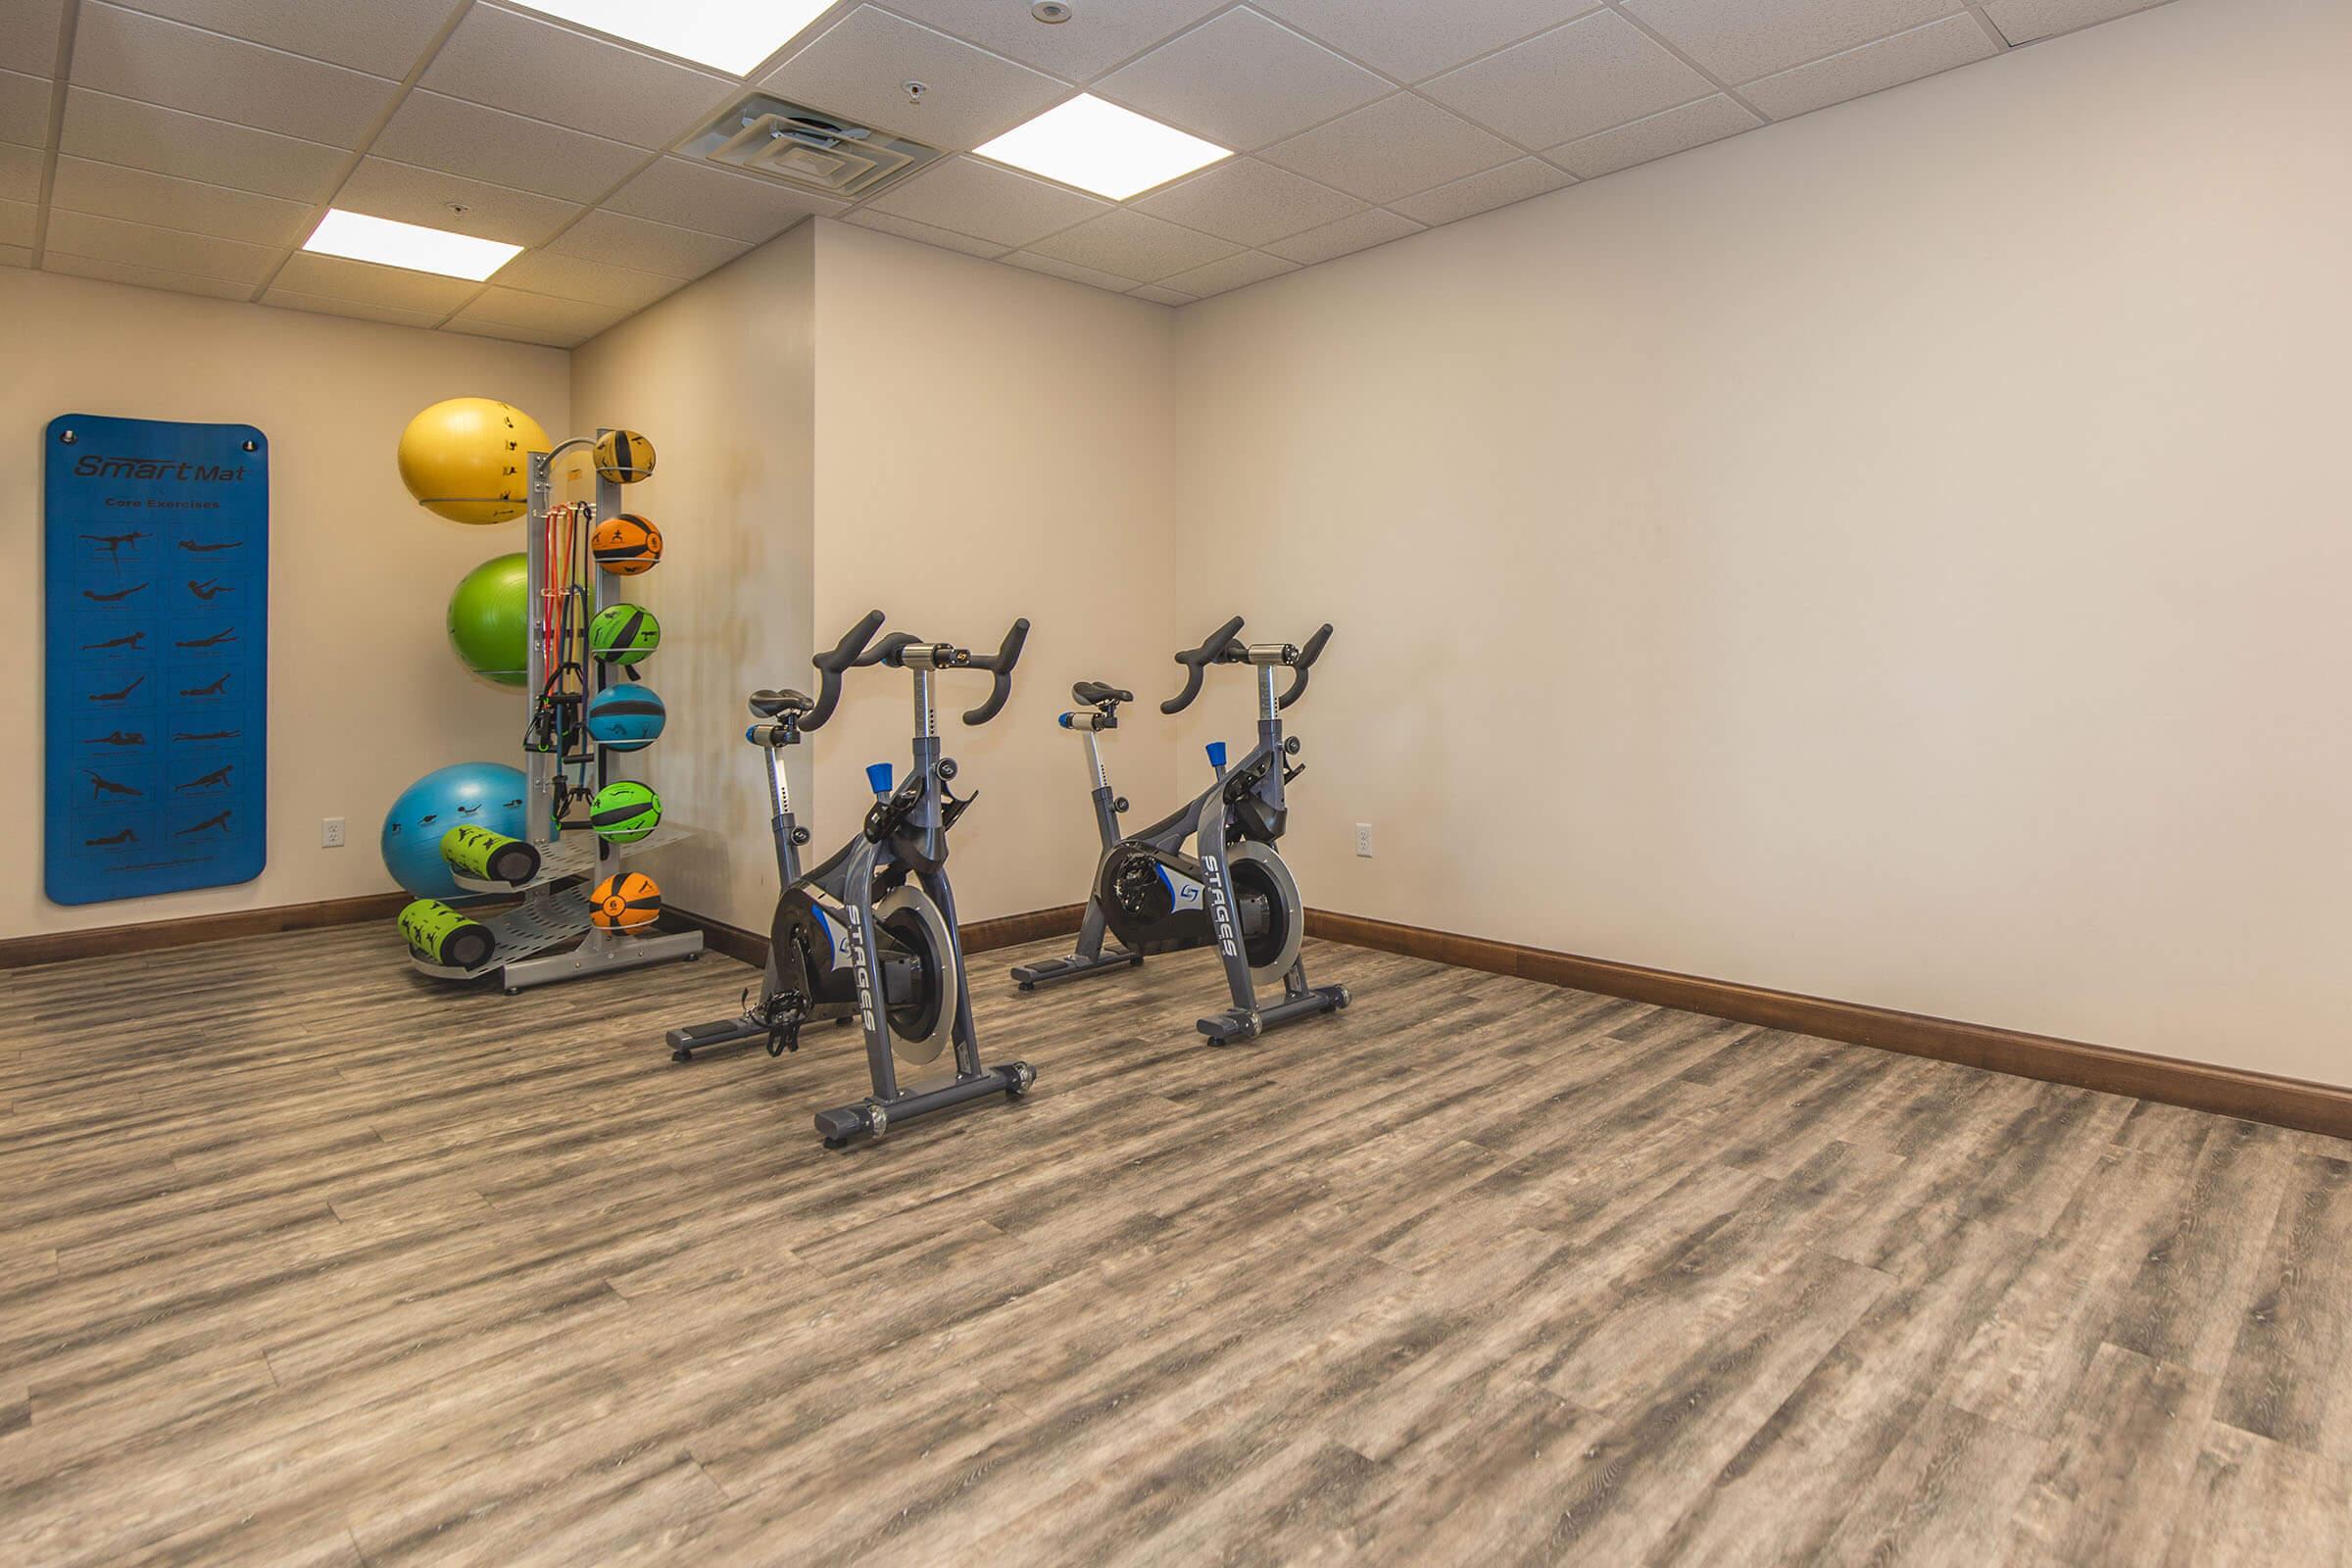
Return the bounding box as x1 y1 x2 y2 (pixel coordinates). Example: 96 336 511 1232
397 397 552 524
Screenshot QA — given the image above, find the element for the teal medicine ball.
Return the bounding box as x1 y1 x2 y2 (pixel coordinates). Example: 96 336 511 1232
586 684 666 752
589 780 661 843
589 603 660 662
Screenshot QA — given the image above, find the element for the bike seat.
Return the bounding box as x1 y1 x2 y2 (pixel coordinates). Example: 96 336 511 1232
749 688 814 718
1073 680 1134 708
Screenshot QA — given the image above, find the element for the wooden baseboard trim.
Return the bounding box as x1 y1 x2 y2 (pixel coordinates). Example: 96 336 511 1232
1306 909 2352 1142
663 903 1085 971
2 891 412 969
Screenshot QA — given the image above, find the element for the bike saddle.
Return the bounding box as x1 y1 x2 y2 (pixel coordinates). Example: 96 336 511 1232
1073 680 1134 708
749 688 814 717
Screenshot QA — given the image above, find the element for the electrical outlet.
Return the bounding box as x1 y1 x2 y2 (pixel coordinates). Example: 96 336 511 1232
321 816 345 849
1355 822 1373 858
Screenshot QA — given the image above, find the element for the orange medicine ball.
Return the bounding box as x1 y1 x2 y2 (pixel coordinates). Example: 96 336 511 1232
592 514 662 575
591 871 662 930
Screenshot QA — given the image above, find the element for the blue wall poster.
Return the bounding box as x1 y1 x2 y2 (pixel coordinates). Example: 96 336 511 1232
44 414 269 906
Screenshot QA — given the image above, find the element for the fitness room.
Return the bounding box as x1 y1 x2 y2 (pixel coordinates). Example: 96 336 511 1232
3 0 2345 1560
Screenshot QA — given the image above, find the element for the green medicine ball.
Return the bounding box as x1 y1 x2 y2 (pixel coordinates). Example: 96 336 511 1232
589 780 662 844
589 602 661 663
446 553 529 687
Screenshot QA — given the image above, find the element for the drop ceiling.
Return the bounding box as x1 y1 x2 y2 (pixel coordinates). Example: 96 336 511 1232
2 0 2177 346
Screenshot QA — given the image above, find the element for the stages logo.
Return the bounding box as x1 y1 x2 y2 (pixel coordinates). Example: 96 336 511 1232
74 454 251 482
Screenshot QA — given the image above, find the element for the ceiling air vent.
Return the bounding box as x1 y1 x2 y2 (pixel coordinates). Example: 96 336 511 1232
686 95 943 201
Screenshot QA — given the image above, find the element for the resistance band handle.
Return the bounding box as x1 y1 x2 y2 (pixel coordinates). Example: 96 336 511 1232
1277 623 1333 710
962 616 1029 726
1162 614 1247 715
807 610 884 731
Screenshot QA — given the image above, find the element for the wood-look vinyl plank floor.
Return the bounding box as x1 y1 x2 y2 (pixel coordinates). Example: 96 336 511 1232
2 922 2346 1564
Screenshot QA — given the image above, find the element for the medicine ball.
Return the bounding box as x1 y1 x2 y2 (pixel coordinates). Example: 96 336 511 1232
591 871 662 931
589 603 661 662
592 514 662 575
586 683 666 752
594 429 656 484
589 780 662 843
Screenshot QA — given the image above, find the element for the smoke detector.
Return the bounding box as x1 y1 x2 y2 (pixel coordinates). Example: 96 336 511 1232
685 95 944 201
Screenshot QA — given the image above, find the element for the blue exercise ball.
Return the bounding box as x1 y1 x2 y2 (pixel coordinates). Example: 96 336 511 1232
586 683 666 752
380 761 529 900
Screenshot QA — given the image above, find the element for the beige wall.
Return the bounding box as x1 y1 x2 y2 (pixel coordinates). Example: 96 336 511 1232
1169 0 2352 1082
808 220 1186 924
570 225 817 938
9 267 568 940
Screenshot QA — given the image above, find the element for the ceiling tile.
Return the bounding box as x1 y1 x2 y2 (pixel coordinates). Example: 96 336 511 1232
1260 93 1518 207
863 156 1108 249
61 89 349 202
1982 0 2165 45
552 208 749 277
1264 205 1423 265
43 250 253 298
1132 157 1363 248
260 287 449 328
1129 283 1197 306
761 6 1072 152
1544 94 1759 178
606 156 846 242
1 242 30 266
71 3 399 148
1421 10 1713 150
1155 248 1297 297
273 250 482 311
333 158 582 247
0 140 39 201
10 0 68 75
1253 0 1600 82
1025 206 1238 281
450 285 625 336
491 247 684 309
1623 0 1954 85
1000 249 1139 291
1094 8 1390 152
2 68 55 146
1388 157 1572 225
44 208 278 282
845 207 1009 259
445 314 600 349
50 156 318 247
119 0 460 77
372 91 646 206
1 196 32 246
421 4 735 149
1740 15 1997 120
883 0 1226 80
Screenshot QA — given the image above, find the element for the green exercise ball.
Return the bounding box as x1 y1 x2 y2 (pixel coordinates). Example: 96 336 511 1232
447 553 529 686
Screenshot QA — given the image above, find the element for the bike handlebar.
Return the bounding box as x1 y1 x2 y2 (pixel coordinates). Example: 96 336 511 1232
806 610 884 730
1162 615 1247 714
961 617 1028 726
1277 623 1333 710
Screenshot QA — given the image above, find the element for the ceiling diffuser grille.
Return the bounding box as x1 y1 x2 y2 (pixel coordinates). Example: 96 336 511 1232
686 95 942 200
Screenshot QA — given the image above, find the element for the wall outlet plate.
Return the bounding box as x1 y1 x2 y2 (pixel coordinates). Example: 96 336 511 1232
322 816 345 848
1355 822 1373 858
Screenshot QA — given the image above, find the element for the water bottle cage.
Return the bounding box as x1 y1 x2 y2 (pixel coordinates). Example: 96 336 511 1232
1222 752 1277 807
862 770 974 843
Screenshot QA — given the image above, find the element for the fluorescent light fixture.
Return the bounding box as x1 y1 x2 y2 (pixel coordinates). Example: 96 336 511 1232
508 0 835 74
974 95 1231 201
301 210 521 281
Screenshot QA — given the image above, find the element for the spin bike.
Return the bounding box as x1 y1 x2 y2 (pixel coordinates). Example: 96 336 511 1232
1010 615 1348 1044
665 610 1037 1148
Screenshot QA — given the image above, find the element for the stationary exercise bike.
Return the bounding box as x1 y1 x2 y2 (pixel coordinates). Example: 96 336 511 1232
665 610 1037 1148
1011 615 1348 1044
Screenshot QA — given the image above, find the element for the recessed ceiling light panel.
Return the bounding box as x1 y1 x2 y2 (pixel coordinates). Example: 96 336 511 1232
509 0 834 75
974 95 1231 201
301 210 522 281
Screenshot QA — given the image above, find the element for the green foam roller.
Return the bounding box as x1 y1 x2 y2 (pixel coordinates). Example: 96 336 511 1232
439 824 541 885
400 899 496 972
